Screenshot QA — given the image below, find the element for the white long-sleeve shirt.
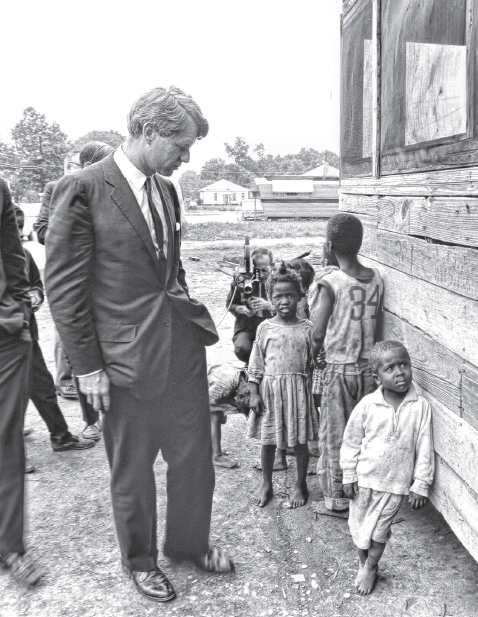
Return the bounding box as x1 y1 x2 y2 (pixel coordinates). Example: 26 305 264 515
340 384 434 497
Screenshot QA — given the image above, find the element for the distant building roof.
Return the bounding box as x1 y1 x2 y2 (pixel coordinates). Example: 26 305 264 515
303 163 339 178
272 180 314 193
200 178 249 192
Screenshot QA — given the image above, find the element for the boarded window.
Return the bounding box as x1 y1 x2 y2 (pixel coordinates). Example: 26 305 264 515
341 0 478 177
341 0 373 178
380 0 476 174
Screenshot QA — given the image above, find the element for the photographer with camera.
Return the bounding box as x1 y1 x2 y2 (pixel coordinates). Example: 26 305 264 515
226 247 274 364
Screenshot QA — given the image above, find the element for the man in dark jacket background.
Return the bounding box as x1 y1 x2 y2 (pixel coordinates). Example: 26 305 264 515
0 179 42 586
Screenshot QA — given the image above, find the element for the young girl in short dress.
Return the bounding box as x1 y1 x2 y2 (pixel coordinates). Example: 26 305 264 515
248 263 318 508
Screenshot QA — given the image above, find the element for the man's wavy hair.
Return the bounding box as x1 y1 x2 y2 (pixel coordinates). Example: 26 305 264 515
127 86 209 140
266 261 304 300
369 340 408 373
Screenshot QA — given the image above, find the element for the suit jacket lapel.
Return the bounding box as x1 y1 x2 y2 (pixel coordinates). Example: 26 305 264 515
102 155 160 269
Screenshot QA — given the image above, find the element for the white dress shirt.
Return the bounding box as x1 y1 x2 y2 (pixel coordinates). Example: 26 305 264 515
114 146 169 258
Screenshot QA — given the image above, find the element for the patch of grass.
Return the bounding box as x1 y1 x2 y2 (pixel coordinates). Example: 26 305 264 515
185 219 327 242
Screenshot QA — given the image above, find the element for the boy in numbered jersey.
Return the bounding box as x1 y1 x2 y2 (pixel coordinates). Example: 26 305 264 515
312 213 384 512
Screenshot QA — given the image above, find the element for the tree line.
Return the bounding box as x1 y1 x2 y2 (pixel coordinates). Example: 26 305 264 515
0 107 124 202
0 109 339 204
179 137 339 202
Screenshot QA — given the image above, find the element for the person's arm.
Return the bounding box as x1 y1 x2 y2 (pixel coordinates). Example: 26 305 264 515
340 400 367 499
1 182 31 329
45 175 109 411
311 283 334 359
33 182 54 245
247 326 265 414
409 399 435 509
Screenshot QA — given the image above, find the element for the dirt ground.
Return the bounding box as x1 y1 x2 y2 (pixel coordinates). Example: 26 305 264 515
1 238 478 617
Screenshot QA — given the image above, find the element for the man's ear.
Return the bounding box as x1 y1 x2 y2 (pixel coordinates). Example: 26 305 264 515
326 240 334 254
372 371 381 387
142 123 156 144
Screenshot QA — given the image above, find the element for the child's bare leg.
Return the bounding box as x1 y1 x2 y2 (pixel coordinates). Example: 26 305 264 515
253 444 275 507
291 443 309 507
357 540 385 595
273 448 288 470
355 548 368 586
211 414 238 468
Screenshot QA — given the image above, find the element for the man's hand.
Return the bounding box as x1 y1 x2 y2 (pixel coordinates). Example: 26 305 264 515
409 491 428 510
250 297 271 313
236 305 254 317
29 291 43 313
78 370 110 412
343 482 359 500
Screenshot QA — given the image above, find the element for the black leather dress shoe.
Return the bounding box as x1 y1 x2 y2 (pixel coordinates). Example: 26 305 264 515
123 566 176 603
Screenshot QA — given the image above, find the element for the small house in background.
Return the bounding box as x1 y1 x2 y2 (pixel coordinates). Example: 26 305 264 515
199 179 250 206
252 172 339 219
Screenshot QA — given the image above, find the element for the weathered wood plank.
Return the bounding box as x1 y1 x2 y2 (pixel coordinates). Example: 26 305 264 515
360 256 478 367
377 196 414 234
431 455 478 563
383 312 462 415
339 193 379 216
358 228 478 301
462 367 478 432
405 43 466 146
425 393 478 494
341 166 478 196
409 197 478 248
342 0 369 25
412 238 478 301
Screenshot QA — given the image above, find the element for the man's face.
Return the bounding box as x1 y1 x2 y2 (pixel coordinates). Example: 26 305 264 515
253 255 272 283
146 116 198 176
64 153 81 175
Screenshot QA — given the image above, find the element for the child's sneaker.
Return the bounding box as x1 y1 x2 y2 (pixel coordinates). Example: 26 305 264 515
0 552 42 586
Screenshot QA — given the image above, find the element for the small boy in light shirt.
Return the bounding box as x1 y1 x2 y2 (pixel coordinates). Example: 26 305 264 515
340 340 434 595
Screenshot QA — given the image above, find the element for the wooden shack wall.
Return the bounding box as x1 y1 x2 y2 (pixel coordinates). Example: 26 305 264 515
339 173 478 561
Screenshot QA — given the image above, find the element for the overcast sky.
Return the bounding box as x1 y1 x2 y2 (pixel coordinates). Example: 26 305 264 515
1 0 341 177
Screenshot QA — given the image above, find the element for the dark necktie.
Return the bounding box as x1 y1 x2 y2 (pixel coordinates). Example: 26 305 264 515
145 177 166 263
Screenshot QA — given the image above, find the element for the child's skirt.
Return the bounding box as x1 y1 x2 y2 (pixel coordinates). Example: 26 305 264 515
348 487 403 550
247 373 318 449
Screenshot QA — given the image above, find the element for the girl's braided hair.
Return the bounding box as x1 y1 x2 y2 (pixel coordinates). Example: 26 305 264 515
266 261 304 300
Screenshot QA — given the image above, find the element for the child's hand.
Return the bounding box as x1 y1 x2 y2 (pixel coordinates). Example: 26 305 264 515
250 392 265 415
315 349 326 370
409 491 428 510
343 482 359 500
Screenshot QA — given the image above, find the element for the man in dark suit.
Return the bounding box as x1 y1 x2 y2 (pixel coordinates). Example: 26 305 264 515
0 179 42 585
35 155 81 401
45 86 233 603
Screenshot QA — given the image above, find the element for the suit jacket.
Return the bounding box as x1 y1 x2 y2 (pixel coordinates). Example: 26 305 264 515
0 179 31 338
34 180 57 245
45 154 218 399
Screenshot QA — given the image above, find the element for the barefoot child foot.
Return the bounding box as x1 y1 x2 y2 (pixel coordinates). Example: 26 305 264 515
253 483 274 507
213 453 239 468
291 482 309 508
357 559 378 595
